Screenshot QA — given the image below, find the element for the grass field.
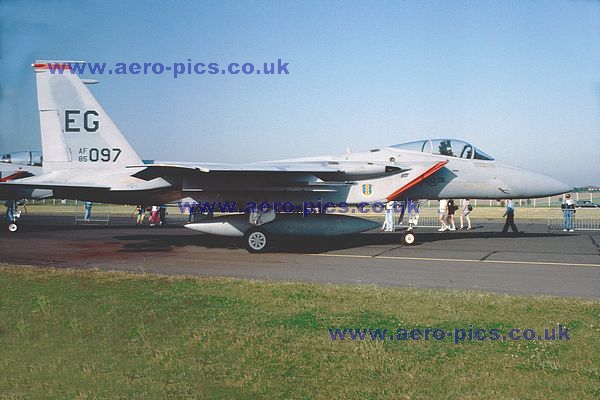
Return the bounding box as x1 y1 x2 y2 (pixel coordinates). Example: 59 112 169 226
0 266 598 399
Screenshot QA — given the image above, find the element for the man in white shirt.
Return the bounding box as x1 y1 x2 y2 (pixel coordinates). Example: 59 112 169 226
502 199 518 233
381 200 396 232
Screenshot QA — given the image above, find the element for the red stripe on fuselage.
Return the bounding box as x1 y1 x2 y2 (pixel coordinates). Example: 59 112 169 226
0 171 29 182
386 160 448 201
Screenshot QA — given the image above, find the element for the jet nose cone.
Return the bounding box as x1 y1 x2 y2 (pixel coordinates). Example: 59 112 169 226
495 161 572 198
550 177 572 196
524 171 571 197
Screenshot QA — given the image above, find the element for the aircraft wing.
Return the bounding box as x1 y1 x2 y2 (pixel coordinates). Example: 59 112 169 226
129 160 450 202
130 161 404 182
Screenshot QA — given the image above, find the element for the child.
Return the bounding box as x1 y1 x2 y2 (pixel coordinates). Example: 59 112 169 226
134 205 145 225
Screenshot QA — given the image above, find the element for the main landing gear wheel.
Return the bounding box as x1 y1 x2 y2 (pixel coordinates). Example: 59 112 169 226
245 227 270 253
401 231 416 245
8 223 18 233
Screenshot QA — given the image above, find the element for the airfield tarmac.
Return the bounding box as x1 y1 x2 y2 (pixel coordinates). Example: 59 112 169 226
1 215 599 298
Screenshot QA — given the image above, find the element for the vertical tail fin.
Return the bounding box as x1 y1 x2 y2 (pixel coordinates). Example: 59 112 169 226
33 61 142 173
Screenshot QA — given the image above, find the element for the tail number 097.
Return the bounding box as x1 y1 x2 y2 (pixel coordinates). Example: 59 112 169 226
78 148 122 162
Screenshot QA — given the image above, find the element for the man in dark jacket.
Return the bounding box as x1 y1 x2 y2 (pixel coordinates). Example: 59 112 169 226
561 194 576 232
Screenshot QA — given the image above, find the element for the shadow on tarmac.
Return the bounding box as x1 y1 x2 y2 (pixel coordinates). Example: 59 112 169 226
112 229 567 254
1 216 569 254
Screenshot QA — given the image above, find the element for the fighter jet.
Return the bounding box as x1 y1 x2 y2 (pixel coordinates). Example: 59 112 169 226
0 150 42 180
0 150 53 200
0 150 50 231
0 61 570 250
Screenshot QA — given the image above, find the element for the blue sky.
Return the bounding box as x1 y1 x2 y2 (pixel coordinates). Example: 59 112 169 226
1 0 598 185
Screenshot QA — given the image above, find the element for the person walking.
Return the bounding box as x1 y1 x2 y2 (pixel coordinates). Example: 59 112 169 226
134 205 145 225
437 199 449 231
460 199 472 230
145 205 152 223
502 199 519 233
159 205 167 226
446 199 457 231
188 203 196 223
4 200 15 222
83 201 93 223
561 194 576 232
150 205 160 227
381 200 396 232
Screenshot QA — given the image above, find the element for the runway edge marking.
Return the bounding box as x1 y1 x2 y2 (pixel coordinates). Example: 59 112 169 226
308 253 600 268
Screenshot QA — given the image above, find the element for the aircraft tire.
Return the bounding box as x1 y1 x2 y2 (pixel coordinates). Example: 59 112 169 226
245 227 270 253
8 223 18 233
401 231 416 246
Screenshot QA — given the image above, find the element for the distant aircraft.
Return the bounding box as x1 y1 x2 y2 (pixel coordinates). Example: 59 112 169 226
0 150 51 199
0 150 42 180
0 61 570 250
0 150 49 232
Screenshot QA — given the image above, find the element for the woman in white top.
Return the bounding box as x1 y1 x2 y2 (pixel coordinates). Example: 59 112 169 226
460 199 472 230
438 199 448 231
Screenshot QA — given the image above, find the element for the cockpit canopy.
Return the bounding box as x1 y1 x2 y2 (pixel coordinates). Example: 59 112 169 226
392 139 494 161
1 151 43 166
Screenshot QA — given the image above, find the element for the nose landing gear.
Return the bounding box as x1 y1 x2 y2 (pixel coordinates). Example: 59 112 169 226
401 231 416 245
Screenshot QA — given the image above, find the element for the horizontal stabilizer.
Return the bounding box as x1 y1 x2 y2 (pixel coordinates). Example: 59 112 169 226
0 173 172 192
0 180 110 191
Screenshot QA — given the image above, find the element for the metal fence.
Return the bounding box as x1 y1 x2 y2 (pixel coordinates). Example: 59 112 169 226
400 207 600 231
395 207 442 229
74 202 110 224
422 192 598 208
547 208 600 231
164 210 193 224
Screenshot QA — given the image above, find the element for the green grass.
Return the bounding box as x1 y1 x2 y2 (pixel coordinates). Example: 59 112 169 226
0 266 598 399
